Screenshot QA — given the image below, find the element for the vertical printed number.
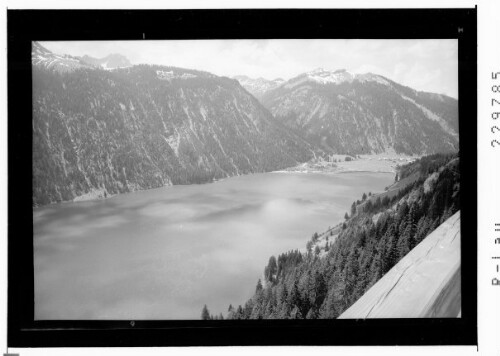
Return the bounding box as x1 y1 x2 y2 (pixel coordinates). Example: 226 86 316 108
493 73 500 148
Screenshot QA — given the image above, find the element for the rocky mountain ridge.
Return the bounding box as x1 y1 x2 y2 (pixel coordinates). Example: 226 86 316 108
233 75 285 99
32 42 133 73
32 42 92 73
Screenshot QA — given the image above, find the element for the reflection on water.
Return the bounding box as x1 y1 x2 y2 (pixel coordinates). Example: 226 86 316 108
34 171 394 319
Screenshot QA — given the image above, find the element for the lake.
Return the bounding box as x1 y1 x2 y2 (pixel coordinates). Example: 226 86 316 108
34 171 394 320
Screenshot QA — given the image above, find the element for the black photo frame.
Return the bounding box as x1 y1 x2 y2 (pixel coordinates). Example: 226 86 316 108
8 8 477 347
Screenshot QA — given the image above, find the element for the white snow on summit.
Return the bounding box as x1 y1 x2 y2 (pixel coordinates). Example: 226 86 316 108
233 75 285 98
284 68 391 89
235 69 393 97
305 68 355 84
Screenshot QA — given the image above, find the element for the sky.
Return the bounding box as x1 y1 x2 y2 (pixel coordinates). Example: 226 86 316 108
41 39 458 98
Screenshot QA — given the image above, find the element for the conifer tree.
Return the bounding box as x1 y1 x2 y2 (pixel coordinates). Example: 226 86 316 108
265 256 278 283
227 304 235 319
255 279 263 294
236 305 244 319
201 304 210 320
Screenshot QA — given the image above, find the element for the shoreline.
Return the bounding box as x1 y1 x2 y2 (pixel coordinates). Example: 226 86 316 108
33 154 412 208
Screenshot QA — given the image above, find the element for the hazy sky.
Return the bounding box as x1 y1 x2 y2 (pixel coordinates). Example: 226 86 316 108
41 39 458 98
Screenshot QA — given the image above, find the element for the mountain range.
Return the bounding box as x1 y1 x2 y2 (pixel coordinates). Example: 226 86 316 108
32 42 459 205
32 42 319 206
236 69 458 155
31 42 132 73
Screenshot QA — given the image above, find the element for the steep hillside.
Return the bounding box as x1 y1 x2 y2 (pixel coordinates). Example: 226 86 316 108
207 153 460 319
32 44 321 206
339 211 460 318
260 68 458 156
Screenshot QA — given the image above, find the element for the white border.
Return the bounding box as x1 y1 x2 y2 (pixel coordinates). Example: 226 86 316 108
3 0 498 355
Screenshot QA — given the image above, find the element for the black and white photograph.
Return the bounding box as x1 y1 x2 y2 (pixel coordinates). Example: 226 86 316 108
31 39 462 321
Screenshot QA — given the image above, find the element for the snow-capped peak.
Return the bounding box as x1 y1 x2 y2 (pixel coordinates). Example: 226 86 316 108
304 68 355 84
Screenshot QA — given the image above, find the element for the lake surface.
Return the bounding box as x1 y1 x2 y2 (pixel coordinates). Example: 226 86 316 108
34 171 394 320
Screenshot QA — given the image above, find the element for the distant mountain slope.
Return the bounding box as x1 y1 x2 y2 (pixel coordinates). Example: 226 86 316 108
32 42 132 71
32 42 92 73
260 68 458 156
233 75 285 99
81 53 132 69
339 211 460 318
32 46 321 206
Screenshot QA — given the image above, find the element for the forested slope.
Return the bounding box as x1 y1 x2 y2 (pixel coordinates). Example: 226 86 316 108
32 43 321 206
259 69 458 155
202 153 460 319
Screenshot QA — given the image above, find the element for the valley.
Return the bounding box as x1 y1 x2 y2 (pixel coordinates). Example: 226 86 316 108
32 42 457 207
31 41 461 321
